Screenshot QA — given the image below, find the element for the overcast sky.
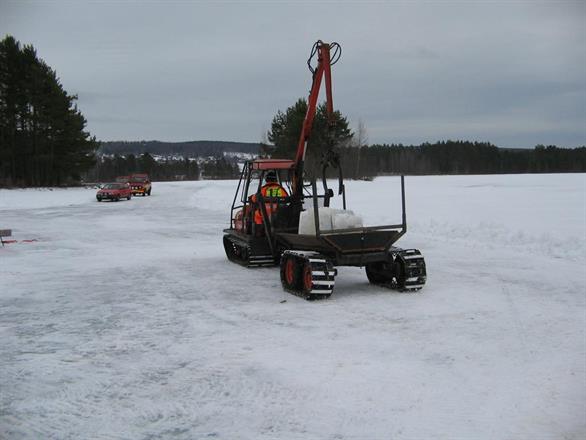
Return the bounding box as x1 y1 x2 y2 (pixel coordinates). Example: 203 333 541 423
1 0 585 147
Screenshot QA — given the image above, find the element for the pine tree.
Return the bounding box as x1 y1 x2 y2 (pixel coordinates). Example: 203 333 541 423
0 35 97 186
267 98 353 178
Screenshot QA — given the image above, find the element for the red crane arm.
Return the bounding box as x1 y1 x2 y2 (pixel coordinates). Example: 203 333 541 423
292 41 339 197
294 42 334 165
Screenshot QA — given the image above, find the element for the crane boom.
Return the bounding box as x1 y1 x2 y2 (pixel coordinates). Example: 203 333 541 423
292 40 340 198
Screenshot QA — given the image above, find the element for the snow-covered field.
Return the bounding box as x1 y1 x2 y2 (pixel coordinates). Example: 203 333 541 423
1 174 585 439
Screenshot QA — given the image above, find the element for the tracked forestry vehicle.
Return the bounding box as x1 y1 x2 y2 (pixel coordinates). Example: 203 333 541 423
223 40 426 299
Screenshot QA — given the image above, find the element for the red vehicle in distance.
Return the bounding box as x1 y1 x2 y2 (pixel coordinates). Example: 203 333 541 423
96 183 132 202
129 173 152 196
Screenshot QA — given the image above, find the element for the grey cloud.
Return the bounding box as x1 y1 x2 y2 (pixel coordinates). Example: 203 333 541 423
1 0 584 147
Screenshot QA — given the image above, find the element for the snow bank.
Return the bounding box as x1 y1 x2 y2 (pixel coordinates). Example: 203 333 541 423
0 186 97 210
298 207 363 234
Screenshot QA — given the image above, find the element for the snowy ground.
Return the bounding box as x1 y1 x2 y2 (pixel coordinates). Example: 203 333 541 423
1 174 585 439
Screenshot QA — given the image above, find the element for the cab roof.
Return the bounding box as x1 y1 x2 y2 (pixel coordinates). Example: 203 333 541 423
250 159 295 170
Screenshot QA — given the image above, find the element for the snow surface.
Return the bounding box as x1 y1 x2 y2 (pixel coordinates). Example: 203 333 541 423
1 174 585 439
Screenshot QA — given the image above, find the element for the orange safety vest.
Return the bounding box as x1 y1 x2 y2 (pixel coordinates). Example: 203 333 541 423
252 183 288 224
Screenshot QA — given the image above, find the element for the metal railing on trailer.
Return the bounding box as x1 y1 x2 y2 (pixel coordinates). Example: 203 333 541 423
308 175 407 238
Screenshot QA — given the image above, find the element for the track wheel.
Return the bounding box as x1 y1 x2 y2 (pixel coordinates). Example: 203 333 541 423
280 255 300 291
223 235 238 262
392 259 406 291
224 235 247 262
365 261 389 284
365 259 406 290
301 263 313 296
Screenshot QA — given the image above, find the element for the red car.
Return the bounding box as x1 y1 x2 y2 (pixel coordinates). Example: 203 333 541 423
129 173 152 196
96 183 132 202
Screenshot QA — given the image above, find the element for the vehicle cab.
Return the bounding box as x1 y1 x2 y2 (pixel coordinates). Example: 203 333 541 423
229 159 298 237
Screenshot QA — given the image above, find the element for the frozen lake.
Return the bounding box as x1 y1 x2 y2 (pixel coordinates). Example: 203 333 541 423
1 174 585 439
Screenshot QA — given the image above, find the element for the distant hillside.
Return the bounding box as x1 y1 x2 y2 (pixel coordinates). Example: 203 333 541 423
99 140 261 157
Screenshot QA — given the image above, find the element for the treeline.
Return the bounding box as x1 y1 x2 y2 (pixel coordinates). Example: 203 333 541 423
85 153 199 182
266 99 585 179
0 36 97 187
84 153 241 182
200 157 241 179
84 141 586 183
100 140 260 157
339 141 586 178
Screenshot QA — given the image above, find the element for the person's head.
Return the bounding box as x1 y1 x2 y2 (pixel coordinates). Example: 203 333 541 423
265 171 277 183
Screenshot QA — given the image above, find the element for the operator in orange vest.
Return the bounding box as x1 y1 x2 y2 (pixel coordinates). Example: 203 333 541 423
252 171 288 225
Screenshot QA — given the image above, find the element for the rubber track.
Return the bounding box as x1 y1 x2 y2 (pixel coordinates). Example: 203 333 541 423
223 235 276 268
394 248 427 291
281 250 337 300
